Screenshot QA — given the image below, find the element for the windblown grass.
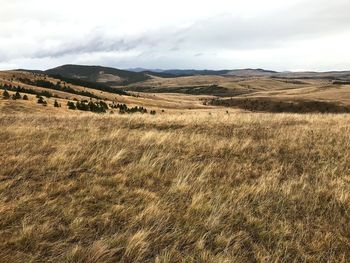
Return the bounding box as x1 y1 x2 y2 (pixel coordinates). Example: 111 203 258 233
1 112 350 262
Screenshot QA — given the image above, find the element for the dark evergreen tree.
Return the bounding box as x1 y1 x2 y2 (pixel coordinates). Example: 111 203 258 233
13 91 21 100
67 101 76 110
37 96 47 106
99 101 108 110
76 101 89 111
2 90 10 99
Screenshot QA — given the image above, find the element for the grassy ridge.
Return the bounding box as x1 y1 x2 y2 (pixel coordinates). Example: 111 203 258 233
1 113 350 262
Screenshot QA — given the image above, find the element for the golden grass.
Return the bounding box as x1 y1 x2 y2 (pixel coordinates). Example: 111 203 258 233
128 74 350 103
1 112 350 262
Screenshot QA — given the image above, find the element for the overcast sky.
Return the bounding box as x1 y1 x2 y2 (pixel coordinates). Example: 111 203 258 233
1 0 350 71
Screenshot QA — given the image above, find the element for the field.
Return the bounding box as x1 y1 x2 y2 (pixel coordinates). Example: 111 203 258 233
1 68 350 262
1 111 350 262
127 74 350 106
2 69 350 115
0 71 215 112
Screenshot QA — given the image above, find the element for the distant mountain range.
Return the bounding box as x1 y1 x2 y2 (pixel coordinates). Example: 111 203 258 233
15 64 350 86
127 68 278 77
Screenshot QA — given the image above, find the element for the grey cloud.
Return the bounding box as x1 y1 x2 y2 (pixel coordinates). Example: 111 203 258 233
8 0 350 60
1 0 350 70
29 27 188 60
31 36 135 59
176 0 350 50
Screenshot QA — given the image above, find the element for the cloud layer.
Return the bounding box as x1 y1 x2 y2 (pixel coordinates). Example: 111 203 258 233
1 0 350 70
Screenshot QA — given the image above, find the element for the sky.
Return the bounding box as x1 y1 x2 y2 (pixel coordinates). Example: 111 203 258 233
1 0 350 71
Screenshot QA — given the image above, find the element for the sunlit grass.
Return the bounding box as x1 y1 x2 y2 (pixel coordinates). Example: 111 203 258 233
1 112 350 262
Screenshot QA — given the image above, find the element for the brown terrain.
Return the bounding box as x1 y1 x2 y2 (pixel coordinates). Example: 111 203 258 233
1 66 350 262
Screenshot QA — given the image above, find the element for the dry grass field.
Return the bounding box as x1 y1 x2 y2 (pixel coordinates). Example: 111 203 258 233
1 69 350 262
131 75 350 108
1 111 350 262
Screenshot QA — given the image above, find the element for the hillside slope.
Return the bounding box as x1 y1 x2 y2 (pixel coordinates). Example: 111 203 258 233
46 64 150 86
3 67 350 113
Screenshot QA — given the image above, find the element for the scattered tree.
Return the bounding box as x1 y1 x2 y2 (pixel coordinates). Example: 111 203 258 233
37 96 47 106
67 101 76 110
2 90 10 99
54 100 61 107
12 91 21 100
110 103 147 114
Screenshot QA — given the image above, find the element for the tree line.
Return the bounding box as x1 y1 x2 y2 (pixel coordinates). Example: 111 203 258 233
1 83 54 98
48 74 128 95
15 78 101 99
2 89 62 108
2 86 157 115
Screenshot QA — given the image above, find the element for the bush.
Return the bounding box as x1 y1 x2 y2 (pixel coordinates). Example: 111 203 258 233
3 85 53 98
37 96 47 106
88 101 107 113
2 90 10 99
23 95 29 100
67 101 76 110
12 91 21 100
76 101 90 111
54 100 61 107
150 110 156 115
110 103 147 114
99 101 109 110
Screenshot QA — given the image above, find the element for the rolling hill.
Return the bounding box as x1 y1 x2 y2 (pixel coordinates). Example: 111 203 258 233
45 64 151 86
3 65 350 114
128 68 277 77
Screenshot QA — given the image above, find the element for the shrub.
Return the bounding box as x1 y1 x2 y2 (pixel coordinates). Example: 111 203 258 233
5 85 53 98
2 90 10 99
13 91 21 100
67 101 76 110
23 95 29 100
99 101 109 110
37 96 47 106
111 103 147 114
54 100 61 107
88 101 107 113
150 110 156 115
76 101 90 111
